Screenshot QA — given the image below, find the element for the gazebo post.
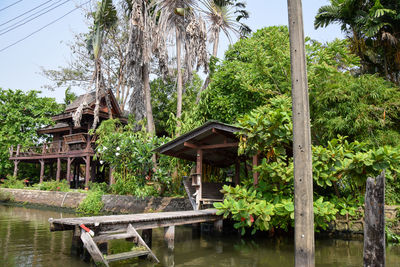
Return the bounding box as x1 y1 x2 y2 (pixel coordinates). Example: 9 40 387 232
195 149 203 210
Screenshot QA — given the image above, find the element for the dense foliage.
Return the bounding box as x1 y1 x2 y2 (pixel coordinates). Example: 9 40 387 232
196 26 400 146
94 119 191 196
206 27 400 235
315 0 400 85
0 88 62 178
216 97 400 234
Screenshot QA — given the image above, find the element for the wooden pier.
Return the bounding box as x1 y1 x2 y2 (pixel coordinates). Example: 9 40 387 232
49 209 222 265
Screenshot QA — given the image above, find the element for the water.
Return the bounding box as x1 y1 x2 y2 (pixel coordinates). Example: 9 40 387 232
0 204 399 267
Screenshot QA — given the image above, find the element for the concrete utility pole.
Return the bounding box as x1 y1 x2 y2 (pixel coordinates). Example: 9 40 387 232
287 0 315 266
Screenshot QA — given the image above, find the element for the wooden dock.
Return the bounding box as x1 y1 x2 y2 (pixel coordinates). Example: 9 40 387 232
49 209 222 266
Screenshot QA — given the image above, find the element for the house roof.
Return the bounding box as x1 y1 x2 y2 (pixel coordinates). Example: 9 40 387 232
65 91 96 111
154 121 242 167
37 122 70 134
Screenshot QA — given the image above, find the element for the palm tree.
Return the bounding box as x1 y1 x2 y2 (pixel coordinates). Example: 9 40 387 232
125 0 155 134
315 0 400 84
152 0 208 130
73 0 118 128
196 0 250 102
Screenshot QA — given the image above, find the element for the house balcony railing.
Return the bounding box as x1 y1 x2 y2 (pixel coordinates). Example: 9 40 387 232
9 133 95 158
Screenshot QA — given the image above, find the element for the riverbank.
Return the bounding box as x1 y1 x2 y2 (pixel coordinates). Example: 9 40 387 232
1 188 399 236
0 188 192 214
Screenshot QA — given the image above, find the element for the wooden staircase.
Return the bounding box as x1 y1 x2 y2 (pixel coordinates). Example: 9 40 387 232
80 224 159 266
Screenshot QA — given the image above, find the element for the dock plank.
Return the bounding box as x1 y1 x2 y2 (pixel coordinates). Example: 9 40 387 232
49 209 220 232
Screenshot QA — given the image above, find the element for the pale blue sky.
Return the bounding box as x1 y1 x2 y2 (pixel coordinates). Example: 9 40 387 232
0 0 343 103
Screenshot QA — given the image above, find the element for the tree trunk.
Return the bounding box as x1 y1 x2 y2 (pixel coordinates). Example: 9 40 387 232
196 31 220 103
143 62 155 134
176 28 183 130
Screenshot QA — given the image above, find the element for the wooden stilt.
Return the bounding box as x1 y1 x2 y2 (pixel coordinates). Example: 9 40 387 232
164 226 175 251
214 219 223 233
85 155 90 190
39 160 45 183
56 158 61 182
66 158 71 182
13 160 19 177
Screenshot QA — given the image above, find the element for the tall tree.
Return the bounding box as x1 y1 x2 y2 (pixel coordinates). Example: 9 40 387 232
152 0 208 130
125 0 155 133
41 5 131 111
73 0 118 128
315 0 400 84
196 0 250 102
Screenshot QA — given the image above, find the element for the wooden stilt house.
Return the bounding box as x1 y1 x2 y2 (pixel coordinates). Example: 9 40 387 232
154 121 260 210
9 89 127 189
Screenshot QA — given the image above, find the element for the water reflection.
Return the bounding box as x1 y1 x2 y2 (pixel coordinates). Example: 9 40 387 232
0 204 399 267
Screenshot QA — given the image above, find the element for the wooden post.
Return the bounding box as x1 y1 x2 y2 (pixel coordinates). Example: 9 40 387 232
56 158 61 182
195 149 203 210
66 158 71 183
287 0 314 266
85 155 90 189
13 160 19 177
214 219 223 233
252 154 259 186
234 160 240 185
164 226 175 251
39 160 45 183
364 171 385 267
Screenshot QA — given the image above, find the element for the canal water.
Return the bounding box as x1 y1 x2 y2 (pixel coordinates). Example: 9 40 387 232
0 204 399 267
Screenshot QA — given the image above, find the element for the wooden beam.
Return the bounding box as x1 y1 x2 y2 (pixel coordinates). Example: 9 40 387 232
184 142 238 150
287 0 314 266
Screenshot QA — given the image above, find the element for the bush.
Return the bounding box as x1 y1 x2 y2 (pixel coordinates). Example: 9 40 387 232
33 180 70 192
77 190 104 215
1 175 25 189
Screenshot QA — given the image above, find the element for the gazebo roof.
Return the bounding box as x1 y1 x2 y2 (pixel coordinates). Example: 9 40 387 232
154 121 242 167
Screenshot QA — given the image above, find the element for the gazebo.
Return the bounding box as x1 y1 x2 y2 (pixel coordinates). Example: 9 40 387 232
154 121 260 210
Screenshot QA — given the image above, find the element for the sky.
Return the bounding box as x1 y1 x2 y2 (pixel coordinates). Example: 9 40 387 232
0 0 343 103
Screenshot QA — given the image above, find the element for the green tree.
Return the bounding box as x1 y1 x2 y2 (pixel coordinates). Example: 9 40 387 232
195 26 400 146
0 88 62 177
315 0 400 85
153 0 208 129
